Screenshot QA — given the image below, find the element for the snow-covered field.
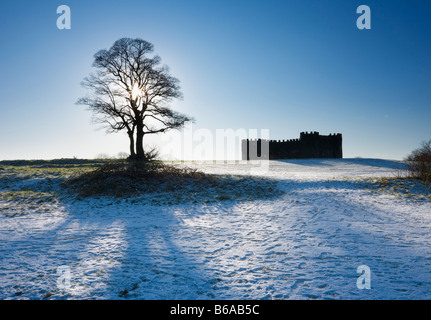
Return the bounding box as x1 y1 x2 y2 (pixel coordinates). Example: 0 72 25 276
1 158 431 300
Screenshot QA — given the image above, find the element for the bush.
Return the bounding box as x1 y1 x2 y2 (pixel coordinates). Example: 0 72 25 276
405 140 431 184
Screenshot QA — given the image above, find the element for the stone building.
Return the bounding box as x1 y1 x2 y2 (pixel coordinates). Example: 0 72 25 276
242 131 342 160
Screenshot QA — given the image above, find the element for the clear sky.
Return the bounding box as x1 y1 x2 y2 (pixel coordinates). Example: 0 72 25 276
0 0 430 160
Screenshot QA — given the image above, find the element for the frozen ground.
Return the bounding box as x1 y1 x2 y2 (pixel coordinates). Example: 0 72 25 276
1 158 431 300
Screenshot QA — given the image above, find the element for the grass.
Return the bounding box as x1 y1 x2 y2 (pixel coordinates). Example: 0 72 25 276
0 159 106 179
361 176 431 202
0 190 59 216
0 190 56 203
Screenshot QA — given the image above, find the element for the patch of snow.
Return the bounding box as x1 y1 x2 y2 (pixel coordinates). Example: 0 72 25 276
0 159 430 300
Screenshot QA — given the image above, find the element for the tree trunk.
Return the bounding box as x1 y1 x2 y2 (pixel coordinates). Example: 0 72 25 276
135 122 145 161
128 130 136 158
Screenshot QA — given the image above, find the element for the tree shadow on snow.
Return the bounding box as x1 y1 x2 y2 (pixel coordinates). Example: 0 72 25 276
49 198 225 300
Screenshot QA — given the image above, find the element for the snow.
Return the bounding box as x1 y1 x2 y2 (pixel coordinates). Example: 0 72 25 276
1 158 431 300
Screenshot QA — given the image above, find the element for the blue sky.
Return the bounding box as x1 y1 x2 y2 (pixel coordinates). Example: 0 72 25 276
0 0 430 160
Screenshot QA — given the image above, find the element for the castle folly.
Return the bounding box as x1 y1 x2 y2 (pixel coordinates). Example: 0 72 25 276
242 132 342 160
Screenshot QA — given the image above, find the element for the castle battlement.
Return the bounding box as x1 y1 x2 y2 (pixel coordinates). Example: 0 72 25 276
242 132 342 160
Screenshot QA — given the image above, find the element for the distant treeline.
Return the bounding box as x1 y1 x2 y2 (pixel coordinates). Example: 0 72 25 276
0 159 108 167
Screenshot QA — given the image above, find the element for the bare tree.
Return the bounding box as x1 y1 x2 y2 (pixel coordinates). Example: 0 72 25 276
77 38 193 161
405 139 431 184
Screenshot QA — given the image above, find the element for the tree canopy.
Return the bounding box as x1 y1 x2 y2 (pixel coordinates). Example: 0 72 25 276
77 38 193 160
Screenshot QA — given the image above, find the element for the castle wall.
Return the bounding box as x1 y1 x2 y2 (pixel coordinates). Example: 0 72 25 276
242 132 342 160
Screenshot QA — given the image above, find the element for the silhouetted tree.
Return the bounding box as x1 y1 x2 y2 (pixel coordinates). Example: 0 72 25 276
77 38 193 161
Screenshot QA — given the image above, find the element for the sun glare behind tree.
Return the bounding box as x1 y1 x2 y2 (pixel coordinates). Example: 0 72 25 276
131 83 142 101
